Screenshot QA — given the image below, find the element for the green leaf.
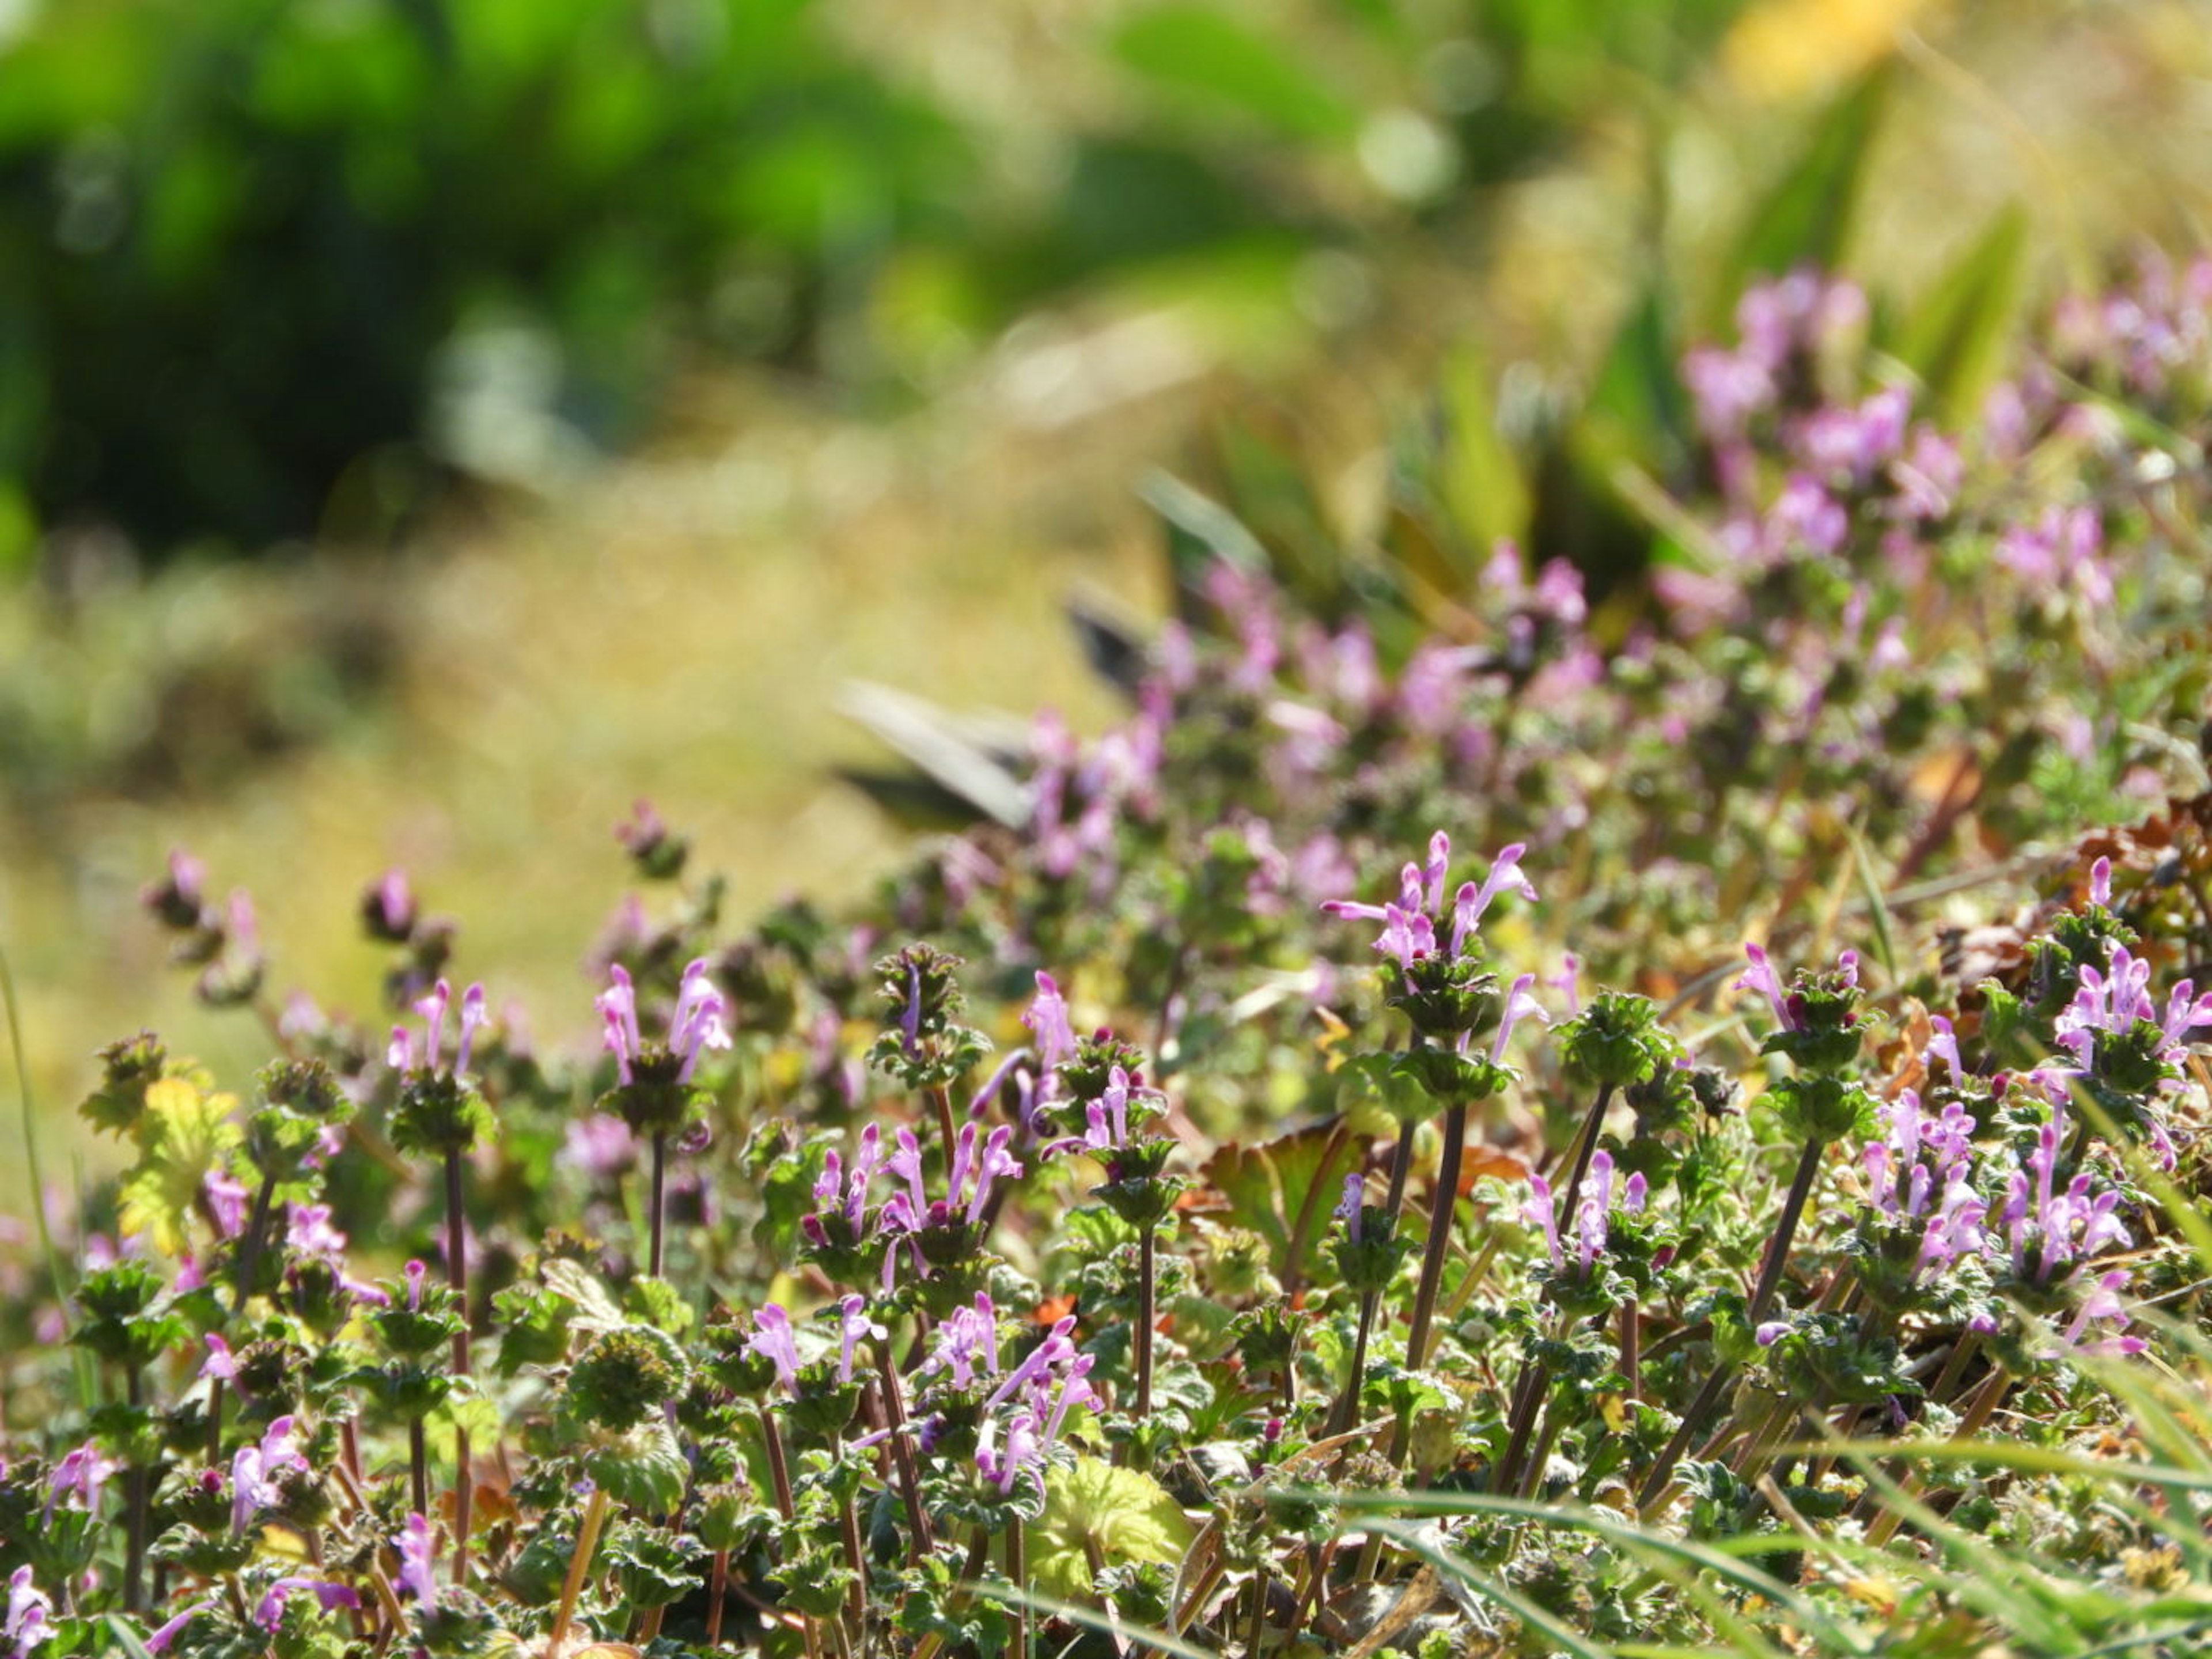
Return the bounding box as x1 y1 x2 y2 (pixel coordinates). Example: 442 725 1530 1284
583 1416 690 1512
1717 65 1891 321
1892 204 2031 423
1143 471 1270 624
1199 1118 1358 1285
539 1257 628 1338
1434 344 1532 568
1030 1457 1196 1600
1109 5 1357 142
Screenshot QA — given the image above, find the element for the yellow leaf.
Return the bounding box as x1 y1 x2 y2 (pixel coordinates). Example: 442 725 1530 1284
1031 1457 1195 1600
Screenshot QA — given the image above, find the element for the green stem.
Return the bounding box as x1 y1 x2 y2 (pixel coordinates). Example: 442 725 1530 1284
0 934 93 1412
1137 1224 1157 1420
444 1147 474 1589
124 1365 147 1614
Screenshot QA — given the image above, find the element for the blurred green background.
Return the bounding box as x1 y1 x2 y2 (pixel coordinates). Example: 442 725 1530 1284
6 0 2212 1207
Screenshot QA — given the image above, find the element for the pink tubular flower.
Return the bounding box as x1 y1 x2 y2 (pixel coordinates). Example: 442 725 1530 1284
254 1576 360 1632
388 978 489 1077
43 1443 119 1524
838 1296 887 1382
918 1293 1002 1389
1321 834 1535 969
748 1304 802 1395
145 1602 216 1654
1335 1172 1365 1244
1526 1152 1644 1279
1022 972 1078 1073
596 964 643 1086
396 1513 438 1606
1733 943 1793 1031
1491 973 1550 1065
596 957 733 1086
5 1565 52 1655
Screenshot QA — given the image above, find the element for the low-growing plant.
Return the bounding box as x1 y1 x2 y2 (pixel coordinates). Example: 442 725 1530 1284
9 255 2212 1657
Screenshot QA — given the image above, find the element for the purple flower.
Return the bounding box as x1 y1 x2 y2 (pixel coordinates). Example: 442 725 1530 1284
2089 855 2114 910
976 1410 1043 1495
5 1565 52 1655
1526 1152 1644 1279
1021 972 1078 1074
365 869 417 940
918 1293 1002 1389
254 1576 360 1632
2049 1269 2146 1359
145 1602 216 1654
838 1296 887 1383
1335 1172 1364 1245
560 1113 638 1179
1733 943 1793 1031
748 1304 802 1395
1490 973 1549 1065
388 978 488 1078
1547 954 1582 1019
230 1417 307 1536
1321 834 1535 973
199 1334 237 1385
43 1442 119 1524
203 1168 251 1240
1755 1321 1791 1349
396 1512 438 1607
596 958 733 1086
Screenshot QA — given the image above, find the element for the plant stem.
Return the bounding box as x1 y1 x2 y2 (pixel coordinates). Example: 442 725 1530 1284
839 1495 868 1632
232 1172 278 1310
1554 1082 1617 1224
707 1548 731 1648
409 1418 429 1518
929 1085 959 1171
760 1405 797 1520
1493 1356 1548 1495
1008 1518 1029 1659
1515 1391 1567 1499
1865 1363 2010 1548
1637 1135 1825 1513
873 1340 935 1558
444 1147 474 1589
1403 1099 1468 1377
1620 1299 1641 1400
1137 1224 1158 1419
549 1483 611 1652
124 1365 147 1614
648 1130 668 1279
1327 1134 1414 1440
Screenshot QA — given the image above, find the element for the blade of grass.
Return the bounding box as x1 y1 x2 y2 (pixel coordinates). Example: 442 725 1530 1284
969 1578 1223 1659
1353 1488 1868 1655
0 927 96 1415
1360 1516 1612 1659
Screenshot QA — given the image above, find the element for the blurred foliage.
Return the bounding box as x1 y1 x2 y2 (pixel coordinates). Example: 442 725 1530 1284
0 0 1755 562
